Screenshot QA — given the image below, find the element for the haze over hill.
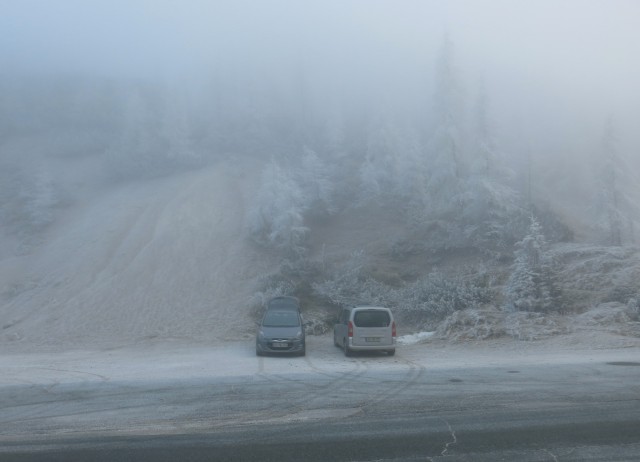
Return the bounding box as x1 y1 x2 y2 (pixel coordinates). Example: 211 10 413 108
1 1 639 350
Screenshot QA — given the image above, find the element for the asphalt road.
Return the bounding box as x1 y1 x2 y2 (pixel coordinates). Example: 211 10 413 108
1 347 640 461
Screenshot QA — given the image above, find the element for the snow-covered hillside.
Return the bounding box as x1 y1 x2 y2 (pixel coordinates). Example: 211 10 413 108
2 151 639 353
0 158 277 351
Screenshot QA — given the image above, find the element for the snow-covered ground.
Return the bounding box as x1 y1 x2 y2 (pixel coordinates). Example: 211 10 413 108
2 332 639 388
397 331 435 345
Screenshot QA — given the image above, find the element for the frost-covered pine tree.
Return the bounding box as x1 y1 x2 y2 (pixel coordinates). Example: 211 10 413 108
594 117 638 246
299 146 334 214
504 215 554 312
358 117 397 202
463 82 520 248
411 33 478 252
424 34 466 218
357 113 424 205
245 159 309 254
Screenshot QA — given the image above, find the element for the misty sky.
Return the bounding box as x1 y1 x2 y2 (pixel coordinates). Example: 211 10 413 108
3 1 639 81
2 0 639 153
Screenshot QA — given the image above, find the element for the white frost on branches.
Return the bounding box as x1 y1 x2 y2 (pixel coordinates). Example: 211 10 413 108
245 159 309 253
504 216 555 312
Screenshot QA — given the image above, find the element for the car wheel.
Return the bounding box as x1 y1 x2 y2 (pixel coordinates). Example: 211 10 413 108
256 348 263 357
387 349 396 356
299 347 306 357
343 339 352 357
333 332 339 347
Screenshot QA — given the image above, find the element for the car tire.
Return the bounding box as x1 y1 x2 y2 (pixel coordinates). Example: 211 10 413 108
333 332 339 347
387 349 396 356
343 339 352 357
256 348 263 357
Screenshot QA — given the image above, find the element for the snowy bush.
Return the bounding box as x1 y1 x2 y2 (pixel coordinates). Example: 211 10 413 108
392 270 493 325
435 307 505 341
504 311 566 341
313 252 493 328
626 298 639 321
577 303 636 329
603 284 638 305
312 250 387 307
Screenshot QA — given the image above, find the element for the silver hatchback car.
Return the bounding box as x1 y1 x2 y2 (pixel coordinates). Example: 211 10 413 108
334 306 396 356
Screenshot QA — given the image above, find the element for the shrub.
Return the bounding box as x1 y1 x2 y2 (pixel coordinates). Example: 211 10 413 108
313 250 494 328
392 270 493 326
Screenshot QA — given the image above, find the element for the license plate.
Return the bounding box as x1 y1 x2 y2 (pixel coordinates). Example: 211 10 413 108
272 342 289 348
365 337 381 342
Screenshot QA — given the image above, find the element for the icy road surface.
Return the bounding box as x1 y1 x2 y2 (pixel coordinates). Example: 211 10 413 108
1 335 640 461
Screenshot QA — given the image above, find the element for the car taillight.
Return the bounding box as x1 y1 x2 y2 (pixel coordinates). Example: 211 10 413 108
392 321 396 338
348 320 353 337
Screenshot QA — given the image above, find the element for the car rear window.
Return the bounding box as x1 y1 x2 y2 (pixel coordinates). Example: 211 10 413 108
353 310 390 328
262 310 300 327
267 298 299 311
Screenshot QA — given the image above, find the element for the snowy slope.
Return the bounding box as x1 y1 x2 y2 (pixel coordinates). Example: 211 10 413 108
2 156 639 352
1 158 272 350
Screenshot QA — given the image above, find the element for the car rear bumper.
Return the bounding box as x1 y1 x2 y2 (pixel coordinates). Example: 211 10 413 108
348 339 396 351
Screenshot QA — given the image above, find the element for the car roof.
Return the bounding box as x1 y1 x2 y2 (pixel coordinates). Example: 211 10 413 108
348 306 389 310
266 296 300 310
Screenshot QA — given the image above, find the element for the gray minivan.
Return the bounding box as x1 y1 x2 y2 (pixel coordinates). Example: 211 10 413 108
334 306 396 356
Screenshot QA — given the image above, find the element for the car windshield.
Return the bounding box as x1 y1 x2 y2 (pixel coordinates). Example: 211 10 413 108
353 310 390 328
262 310 300 327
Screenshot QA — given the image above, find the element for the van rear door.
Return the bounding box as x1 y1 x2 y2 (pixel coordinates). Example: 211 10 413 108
351 309 393 347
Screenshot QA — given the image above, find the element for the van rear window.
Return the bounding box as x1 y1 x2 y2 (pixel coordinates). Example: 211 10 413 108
353 310 390 328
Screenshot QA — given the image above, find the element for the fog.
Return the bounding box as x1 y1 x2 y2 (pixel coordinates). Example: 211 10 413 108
5 2 639 98
3 7 640 457
1 0 640 246
3 1 639 129
2 0 640 351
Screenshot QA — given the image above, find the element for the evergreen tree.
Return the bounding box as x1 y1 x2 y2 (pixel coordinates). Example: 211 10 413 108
504 216 554 312
299 146 334 214
424 34 466 218
245 159 309 254
594 118 638 245
463 83 520 248
358 116 398 202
